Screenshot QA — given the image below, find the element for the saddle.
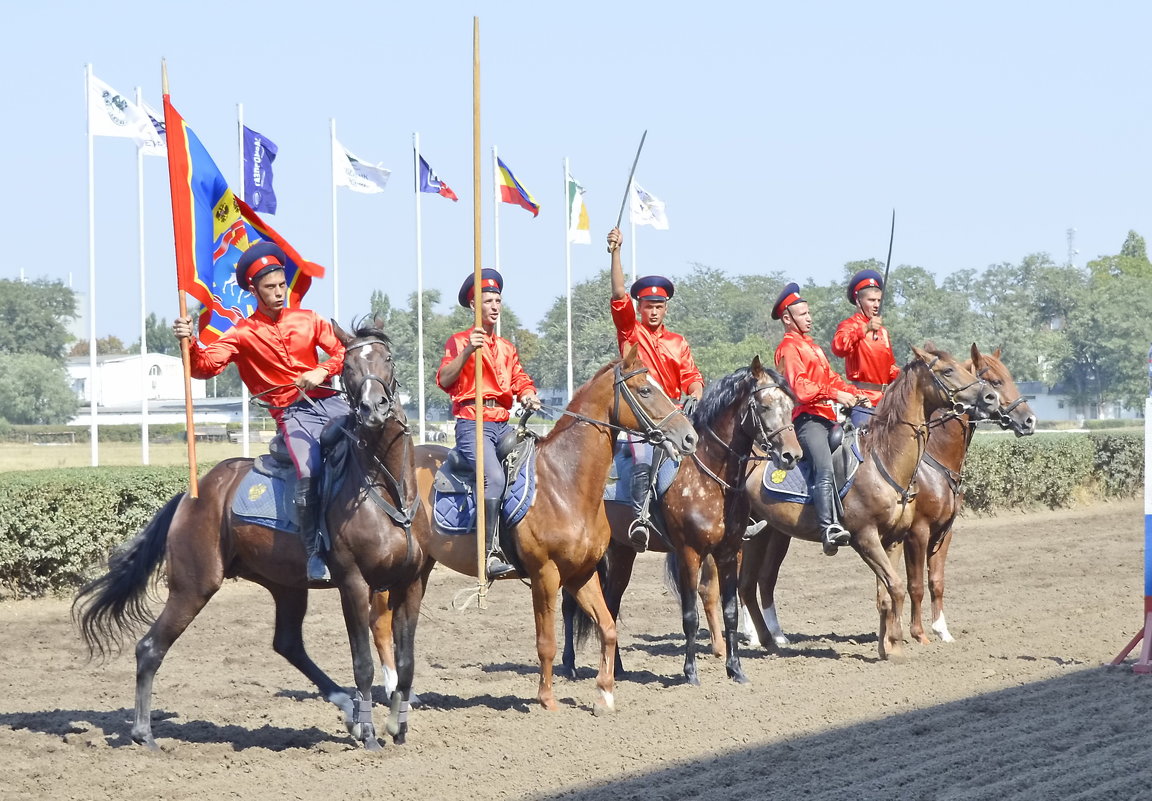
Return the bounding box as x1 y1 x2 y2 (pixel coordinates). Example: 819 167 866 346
760 424 863 505
431 427 540 561
231 416 352 534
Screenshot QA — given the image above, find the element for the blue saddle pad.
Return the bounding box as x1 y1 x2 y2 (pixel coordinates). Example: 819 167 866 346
761 439 863 504
433 448 538 535
232 466 298 532
603 442 681 504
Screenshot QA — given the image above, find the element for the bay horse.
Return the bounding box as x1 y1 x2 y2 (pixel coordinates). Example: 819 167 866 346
371 345 697 715
559 356 803 686
904 346 1036 643
738 345 998 660
73 323 429 751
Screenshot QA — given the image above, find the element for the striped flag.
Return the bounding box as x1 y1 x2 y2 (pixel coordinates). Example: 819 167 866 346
566 173 590 244
496 156 539 217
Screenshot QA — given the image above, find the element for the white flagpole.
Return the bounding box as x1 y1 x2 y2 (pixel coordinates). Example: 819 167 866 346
563 158 573 401
136 87 149 465
330 118 340 326
85 64 99 466
631 218 638 284
492 145 501 338
237 103 250 457
413 132 427 444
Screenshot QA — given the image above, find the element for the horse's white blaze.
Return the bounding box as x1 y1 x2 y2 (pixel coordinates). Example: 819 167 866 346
764 604 790 646
932 613 955 642
359 347 371 363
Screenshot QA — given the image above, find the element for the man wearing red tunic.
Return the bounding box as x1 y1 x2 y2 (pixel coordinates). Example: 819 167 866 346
173 242 349 583
606 226 703 550
772 282 868 555
437 268 541 578
831 269 900 430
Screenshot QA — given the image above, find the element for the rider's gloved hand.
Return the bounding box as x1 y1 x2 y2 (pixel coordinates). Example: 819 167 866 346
681 396 699 418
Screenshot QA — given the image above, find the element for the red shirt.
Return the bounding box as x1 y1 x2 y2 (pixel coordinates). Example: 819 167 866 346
437 329 537 422
610 296 703 401
187 308 345 421
775 330 855 423
831 311 901 405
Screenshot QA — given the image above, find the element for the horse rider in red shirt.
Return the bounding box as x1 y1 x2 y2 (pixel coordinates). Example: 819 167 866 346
437 268 542 579
606 227 704 551
831 269 900 431
772 282 870 556
172 242 350 584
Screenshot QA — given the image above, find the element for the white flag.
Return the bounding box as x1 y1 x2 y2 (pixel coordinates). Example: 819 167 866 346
567 173 591 245
138 99 167 157
629 181 669 230
333 138 390 194
87 75 157 148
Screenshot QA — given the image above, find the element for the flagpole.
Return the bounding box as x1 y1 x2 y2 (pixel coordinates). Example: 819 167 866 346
491 144 501 338
563 158 573 401
413 132 427 445
136 87 150 466
85 64 100 466
473 17 489 606
330 118 340 326
236 103 251 458
162 59 199 497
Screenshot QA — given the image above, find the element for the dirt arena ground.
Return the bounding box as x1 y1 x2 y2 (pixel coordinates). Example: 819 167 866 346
1 500 1150 800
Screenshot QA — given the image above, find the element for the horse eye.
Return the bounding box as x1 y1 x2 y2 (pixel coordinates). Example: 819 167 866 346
638 386 651 397
942 367 953 376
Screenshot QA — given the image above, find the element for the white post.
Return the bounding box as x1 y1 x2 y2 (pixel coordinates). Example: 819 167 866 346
237 103 250 457
330 118 340 326
492 145 501 338
413 132 426 444
85 64 99 466
564 158 573 401
630 219 637 284
136 87 149 465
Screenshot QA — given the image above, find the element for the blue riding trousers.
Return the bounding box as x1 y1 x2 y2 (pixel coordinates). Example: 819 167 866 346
453 418 512 500
278 394 352 480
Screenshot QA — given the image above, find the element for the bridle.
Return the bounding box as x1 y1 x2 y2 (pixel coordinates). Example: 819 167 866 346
343 338 404 429
976 364 1027 431
694 375 795 492
542 363 689 446
921 355 986 418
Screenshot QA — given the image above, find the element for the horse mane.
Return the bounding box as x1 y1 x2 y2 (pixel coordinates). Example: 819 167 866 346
869 348 953 437
542 359 619 441
349 315 393 345
692 366 795 429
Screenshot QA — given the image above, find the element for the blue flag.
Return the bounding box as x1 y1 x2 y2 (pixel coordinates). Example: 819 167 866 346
242 125 278 214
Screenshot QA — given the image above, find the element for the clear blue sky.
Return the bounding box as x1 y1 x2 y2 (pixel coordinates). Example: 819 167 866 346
4 2 1151 343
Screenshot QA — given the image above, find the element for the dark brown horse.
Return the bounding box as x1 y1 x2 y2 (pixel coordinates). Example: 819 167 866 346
739 345 998 660
73 323 429 751
904 346 1036 643
372 345 697 714
559 357 803 685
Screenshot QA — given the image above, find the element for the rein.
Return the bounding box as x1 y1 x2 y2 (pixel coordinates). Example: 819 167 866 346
976 364 1028 430
692 381 795 492
539 363 689 444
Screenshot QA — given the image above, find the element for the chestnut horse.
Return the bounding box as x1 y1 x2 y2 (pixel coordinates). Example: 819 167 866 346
372 345 697 714
739 345 998 660
559 357 802 686
904 346 1036 643
73 323 429 751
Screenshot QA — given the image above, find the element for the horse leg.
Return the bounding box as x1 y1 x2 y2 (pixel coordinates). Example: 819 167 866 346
714 550 748 684
699 554 725 659
904 519 931 645
675 548 705 685
853 529 906 661
755 532 793 649
565 569 619 716
383 579 425 744
337 581 382 751
370 591 396 693
738 533 773 653
602 541 635 679
266 584 357 730
531 563 563 711
560 588 580 680
928 525 956 642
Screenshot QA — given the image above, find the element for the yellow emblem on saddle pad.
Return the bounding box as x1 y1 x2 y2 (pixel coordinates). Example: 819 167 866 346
248 483 267 501
770 469 787 484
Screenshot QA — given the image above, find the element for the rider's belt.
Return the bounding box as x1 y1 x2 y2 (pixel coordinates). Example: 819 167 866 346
852 381 890 392
462 398 500 408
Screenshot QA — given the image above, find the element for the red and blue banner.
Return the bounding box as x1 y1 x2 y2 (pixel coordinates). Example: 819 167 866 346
163 96 322 343
418 155 458 201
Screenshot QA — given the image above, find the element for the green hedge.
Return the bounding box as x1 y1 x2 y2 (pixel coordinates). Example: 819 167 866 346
962 431 1142 513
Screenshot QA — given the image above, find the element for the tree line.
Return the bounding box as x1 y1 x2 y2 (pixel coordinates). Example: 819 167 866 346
4 230 1151 426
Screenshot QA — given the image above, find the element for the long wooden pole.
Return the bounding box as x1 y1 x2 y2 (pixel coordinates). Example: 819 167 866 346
162 59 199 497
472 17 487 606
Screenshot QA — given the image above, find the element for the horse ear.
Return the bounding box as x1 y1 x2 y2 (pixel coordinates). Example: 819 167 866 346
994 346 1002 359
910 344 929 363
751 354 763 375
332 319 353 346
922 340 938 353
622 343 640 368
970 342 982 368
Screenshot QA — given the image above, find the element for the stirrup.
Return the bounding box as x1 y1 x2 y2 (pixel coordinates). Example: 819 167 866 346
744 519 769 540
821 524 850 557
485 554 516 580
307 553 332 584
627 517 650 552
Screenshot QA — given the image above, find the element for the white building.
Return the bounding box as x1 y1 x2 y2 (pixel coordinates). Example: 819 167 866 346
66 353 206 407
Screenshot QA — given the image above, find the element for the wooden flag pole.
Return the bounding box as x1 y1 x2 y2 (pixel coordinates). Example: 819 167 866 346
472 17 487 607
162 59 199 497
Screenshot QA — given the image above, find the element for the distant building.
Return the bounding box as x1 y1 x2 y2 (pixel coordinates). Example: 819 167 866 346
66 353 205 408
1015 381 1142 423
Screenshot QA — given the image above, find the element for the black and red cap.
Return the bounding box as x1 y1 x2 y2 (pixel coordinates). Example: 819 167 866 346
771 282 805 320
458 268 504 308
236 242 287 292
847 269 884 304
630 275 675 302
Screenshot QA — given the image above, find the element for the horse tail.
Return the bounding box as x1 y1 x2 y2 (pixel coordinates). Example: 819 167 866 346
72 493 183 660
570 555 611 651
664 550 682 596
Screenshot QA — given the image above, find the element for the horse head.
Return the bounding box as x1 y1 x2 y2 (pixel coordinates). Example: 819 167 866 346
746 355 802 469
334 320 406 431
612 344 697 456
909 344 999 420
969 345 1036 437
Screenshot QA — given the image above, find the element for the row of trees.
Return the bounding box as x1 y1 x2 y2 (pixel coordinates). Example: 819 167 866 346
4 231 1152 426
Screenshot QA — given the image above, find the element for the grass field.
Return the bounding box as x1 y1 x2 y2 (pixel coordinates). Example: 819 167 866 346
0 440 262 473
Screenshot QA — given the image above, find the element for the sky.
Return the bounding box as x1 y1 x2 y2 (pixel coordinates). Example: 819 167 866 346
4 1 1152 344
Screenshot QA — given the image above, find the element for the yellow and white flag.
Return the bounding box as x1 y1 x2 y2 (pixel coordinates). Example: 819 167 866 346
566 173 590 244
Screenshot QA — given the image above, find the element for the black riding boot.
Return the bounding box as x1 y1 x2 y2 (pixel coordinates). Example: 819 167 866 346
812 477 850 557
483 498 515 579
628 463 654 552
294 478 330 583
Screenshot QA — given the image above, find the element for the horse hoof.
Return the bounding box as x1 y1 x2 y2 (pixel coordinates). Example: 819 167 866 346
364 736 383 752
685 673 700 687
728 671 750 685
592 701 616 717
